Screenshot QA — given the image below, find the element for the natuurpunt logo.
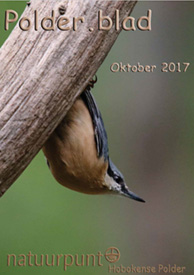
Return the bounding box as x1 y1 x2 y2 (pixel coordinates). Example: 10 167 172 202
7 247 121 271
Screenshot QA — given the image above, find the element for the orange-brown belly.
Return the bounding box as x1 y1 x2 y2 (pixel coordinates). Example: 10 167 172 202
42 98 108 194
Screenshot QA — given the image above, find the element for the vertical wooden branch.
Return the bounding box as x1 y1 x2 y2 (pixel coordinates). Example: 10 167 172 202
0 0 137 196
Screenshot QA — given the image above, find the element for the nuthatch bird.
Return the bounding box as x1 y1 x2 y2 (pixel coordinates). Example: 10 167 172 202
42 79 145 203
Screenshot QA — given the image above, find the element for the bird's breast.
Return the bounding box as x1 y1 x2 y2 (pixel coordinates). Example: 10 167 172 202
42 98 108 194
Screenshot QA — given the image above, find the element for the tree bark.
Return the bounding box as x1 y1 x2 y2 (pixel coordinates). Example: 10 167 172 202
0 0 136 197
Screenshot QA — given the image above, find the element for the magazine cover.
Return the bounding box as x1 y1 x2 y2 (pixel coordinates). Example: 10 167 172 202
0 1 193 274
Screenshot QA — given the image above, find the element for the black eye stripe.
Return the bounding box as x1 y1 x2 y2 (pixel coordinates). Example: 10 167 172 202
114 175 122 183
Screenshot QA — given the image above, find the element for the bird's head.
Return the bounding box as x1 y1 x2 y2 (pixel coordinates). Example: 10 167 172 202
104 159 145 203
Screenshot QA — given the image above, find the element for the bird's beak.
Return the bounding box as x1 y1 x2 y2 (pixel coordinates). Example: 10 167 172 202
121 184 145 203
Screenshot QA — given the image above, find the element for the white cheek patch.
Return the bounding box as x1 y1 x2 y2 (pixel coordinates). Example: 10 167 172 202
103 173 122 193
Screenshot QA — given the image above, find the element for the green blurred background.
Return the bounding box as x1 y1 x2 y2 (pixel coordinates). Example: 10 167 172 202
0 1 194 274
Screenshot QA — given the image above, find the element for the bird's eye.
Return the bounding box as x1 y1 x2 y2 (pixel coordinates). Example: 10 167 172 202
114 174 122 184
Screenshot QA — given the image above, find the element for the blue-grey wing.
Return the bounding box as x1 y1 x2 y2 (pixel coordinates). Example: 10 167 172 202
81 87 109 161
